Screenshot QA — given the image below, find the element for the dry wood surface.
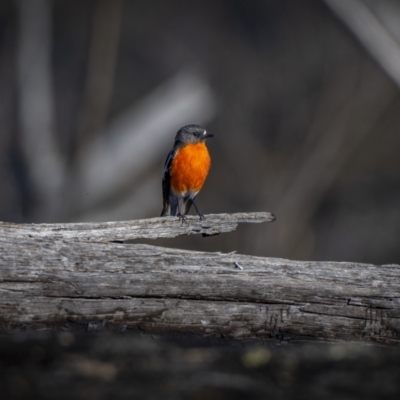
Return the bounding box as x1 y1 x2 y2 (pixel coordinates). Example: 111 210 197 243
1 212 399 345
0 212 275 241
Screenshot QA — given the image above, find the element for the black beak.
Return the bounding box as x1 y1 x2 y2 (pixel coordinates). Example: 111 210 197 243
204 132 215 139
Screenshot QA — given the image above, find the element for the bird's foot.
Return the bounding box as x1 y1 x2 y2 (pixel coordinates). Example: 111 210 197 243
177 213 188 224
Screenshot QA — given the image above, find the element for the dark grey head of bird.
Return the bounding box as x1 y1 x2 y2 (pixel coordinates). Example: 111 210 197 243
174 124 215 146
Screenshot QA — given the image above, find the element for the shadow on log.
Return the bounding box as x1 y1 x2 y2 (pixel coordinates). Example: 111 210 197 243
1 212 400 345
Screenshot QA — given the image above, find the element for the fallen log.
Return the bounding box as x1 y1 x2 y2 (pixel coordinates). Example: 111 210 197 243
1 212 399 345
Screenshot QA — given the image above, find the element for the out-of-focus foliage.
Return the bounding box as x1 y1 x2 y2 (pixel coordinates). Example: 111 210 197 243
1 0 399 264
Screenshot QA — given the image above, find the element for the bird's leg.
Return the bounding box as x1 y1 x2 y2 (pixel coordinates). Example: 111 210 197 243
191 199 204 220
177 198 188 224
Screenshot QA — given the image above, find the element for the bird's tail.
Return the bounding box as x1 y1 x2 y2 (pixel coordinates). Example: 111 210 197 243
161 197 192 217
160 204 171 216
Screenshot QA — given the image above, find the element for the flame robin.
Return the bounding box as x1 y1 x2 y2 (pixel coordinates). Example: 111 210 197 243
161 124 214 220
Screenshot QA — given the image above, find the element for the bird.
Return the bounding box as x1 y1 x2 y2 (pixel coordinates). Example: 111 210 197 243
161 124 214 220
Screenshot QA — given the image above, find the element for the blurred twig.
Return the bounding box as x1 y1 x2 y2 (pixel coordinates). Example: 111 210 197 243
262 71 397 259
0 10 21 221
15 0 65 221
324 0 400 91
76 0 123 153
79 173 159 222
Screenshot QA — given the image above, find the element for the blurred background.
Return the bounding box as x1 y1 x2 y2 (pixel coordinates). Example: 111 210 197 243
1 0 400 264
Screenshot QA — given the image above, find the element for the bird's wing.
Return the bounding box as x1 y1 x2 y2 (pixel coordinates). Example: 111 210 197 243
161 148 175 216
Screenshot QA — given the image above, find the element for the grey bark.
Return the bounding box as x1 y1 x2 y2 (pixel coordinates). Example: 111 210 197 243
0 212 274 241
1 212 399 345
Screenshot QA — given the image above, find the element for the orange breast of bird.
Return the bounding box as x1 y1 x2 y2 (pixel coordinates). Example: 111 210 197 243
170 142 211 195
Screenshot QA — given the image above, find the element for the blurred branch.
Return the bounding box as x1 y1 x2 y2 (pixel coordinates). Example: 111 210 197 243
262 69 397 258
66 69 216 219
79 172 160 222
324 0 400 91
15 0 65 220
0 11 22 221
77 0 123 152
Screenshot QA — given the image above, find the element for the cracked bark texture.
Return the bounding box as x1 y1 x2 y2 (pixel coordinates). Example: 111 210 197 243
1 212 399 344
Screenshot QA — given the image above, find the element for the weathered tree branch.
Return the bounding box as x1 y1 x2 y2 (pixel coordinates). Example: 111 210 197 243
1 212 399 345
0 212 275 241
